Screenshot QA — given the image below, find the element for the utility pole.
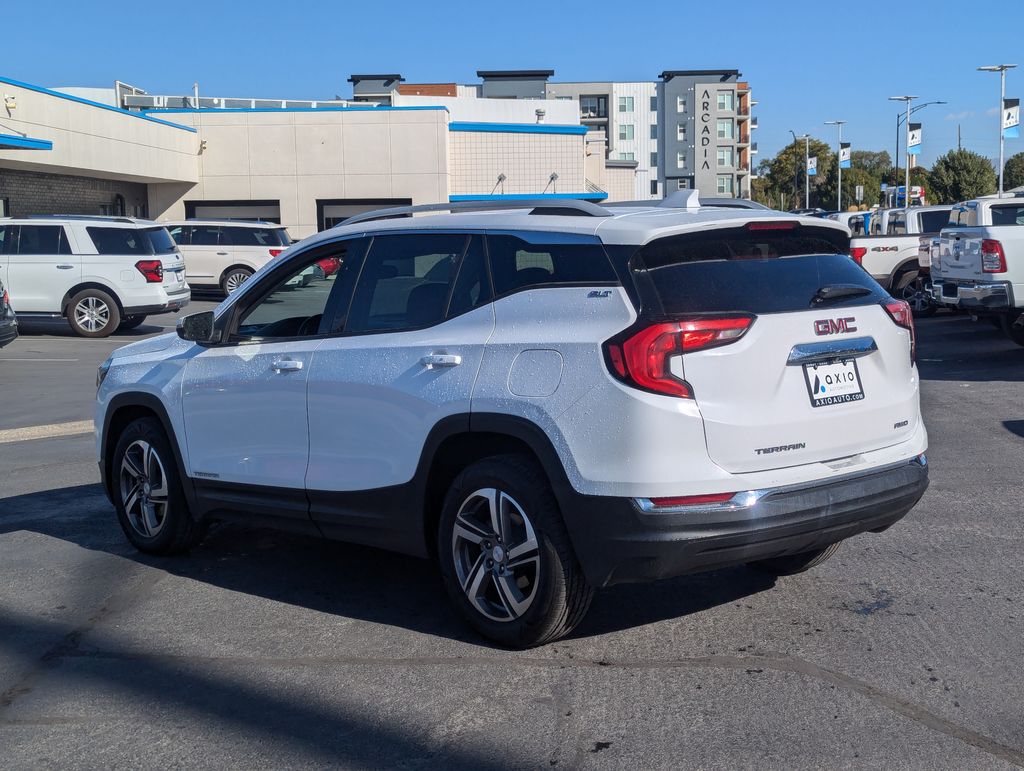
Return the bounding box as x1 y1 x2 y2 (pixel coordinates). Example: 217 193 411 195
889 96 917 208
978 64 1017 196
958 123 962 150
825 120 846 211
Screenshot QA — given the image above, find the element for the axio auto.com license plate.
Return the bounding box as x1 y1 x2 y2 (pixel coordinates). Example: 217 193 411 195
803 359 864 408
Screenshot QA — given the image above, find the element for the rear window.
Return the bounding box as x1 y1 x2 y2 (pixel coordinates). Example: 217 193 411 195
633 225 886 315
223 226 290 247
918 210 952 233
990 204 1024 226
950 204 979 227
87 226 178 255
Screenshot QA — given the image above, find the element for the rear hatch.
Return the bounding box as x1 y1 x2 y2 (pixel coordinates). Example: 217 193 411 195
936 229 986 283
627 222 918 474
143 227 188 292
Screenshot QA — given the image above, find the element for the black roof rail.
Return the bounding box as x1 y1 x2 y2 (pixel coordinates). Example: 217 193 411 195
24 214 139 224
337 199 612 227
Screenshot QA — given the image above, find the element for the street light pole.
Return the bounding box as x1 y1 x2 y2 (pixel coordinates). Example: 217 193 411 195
979 64 1017 196
825 120 845 211
891 100 947 205
889 96 918 208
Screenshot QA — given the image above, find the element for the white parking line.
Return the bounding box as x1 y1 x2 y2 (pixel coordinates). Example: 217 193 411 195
0 358 79 362
0 420 94 444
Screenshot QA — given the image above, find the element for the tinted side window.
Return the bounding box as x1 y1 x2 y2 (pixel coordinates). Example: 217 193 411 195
447 236 491 318
990 205 1024 226
16 225 63 255
346 234 468 334
486 235 617 296
166 225 191 246
190 226 221 246
0 226 6 255
223 227 288 247
918 210 951 233
87 227 151 255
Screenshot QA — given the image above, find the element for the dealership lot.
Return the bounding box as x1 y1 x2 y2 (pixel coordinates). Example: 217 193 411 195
1 309 1022 767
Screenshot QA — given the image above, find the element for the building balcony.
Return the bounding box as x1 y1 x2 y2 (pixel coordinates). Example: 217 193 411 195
737 82 750 93
750 117 758 129
737 134 750 146
750 142 758 154
736 106 749 117
581 113 608 121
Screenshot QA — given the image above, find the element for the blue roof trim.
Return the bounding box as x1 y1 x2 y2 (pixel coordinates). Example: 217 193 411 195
450 192 609 202
0 75 197 133
0 133 53 150
449 121 588 135
140 106 448 115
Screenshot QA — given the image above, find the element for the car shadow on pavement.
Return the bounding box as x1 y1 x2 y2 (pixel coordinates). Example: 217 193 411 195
914 316 1024 382
1 482 776 644
13 319 168 338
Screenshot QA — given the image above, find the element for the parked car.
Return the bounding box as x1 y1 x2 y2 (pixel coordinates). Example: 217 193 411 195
0 278 17 348
849 205 953 315
96 195 928 647
827 211 868 236
163 220 292 296
0 215 189 337
932 196 1024 345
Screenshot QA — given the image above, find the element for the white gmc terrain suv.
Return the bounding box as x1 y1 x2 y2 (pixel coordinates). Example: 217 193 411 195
95 194 929 647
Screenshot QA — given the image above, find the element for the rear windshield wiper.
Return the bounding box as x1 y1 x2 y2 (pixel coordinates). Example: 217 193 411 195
810 284 873 306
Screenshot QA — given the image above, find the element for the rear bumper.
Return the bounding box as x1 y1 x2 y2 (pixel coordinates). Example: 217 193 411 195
124 288 191 316
930 279 1013 310
560 456 929 587
0 313 18 348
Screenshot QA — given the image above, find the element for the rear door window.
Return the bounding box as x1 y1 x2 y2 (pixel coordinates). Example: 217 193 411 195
16 225 68 255
166 225 191 246
223 226 290 247
632 224 885 315
485 234 617 296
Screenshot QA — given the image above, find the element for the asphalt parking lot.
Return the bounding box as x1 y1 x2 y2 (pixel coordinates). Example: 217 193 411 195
1 306 1022 769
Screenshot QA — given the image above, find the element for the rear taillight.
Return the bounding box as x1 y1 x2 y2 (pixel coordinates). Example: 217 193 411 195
135 260 163 283
649 492 735 508
884 299 916 365
849 246 867 266
746 221 797 231
1 289 8 309
269 248 284 258
604 316 754 398
981 239 1007 273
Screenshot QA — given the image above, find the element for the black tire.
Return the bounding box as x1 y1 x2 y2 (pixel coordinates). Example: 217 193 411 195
118 314 147 331
895 271 936 318
999 313 1024 347
66 288 120 338
111 417 206 555
747 541 841 576
437 454 593 648
220 266 253 296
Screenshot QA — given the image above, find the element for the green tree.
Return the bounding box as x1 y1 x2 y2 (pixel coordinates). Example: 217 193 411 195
929 149 997 203
761 138 834 209
1004 151 1024 190
819 165 882 210
850 150 892 177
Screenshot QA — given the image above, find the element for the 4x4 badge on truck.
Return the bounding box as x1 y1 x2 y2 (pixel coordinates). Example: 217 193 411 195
814 317 857 335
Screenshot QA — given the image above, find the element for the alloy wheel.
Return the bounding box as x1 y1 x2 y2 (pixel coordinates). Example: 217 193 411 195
74 297 110 333
119 439 169 538
224 270 250 293
901 277 932 314
451 488 541 622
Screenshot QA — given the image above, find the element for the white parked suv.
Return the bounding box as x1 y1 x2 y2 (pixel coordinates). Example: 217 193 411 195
163 220 292 295
0 215 190 337
95 195 929 647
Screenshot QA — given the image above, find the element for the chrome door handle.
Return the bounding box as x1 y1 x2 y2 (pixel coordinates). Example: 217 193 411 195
271 358 304 372
56 264 75 270
216 252 228 256
420 353 462 369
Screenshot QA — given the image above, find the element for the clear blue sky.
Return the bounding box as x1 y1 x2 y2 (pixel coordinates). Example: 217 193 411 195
6 0 1023 167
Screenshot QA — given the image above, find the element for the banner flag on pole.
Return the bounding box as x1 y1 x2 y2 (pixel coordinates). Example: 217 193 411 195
807 156 817 176
1004 98 1020 139
839 142 851 169
908 123 922 155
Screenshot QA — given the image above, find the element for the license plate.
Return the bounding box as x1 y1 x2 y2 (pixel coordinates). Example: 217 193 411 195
803 360 864 408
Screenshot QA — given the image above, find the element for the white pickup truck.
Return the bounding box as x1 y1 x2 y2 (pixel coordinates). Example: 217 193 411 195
849 206 953 315
931 196 1024 346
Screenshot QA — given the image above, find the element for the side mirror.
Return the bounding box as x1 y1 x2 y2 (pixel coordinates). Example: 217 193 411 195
176 311 220 344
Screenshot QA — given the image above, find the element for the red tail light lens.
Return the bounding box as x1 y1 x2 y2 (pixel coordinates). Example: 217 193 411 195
746 221 797 231
135 260 163 283
269 248 284 258
604 316 754 398
884 299 916 365
2 289 8 308
849 246 867 266
981 239 1007 273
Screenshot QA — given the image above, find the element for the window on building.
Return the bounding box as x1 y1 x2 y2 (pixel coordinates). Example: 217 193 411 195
717 174 734 195
580 95 607 119
650 151 658 167
650 95 658 112
717 119 734 139
618 96 634 112
650 179 659 195
650 124 658 140
677 152 686 169
717 90 735 111
619 152 635 161
677 123 687 141
677 179 690 190
618 124 634 140
677 96 686 113
716 147 734 167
